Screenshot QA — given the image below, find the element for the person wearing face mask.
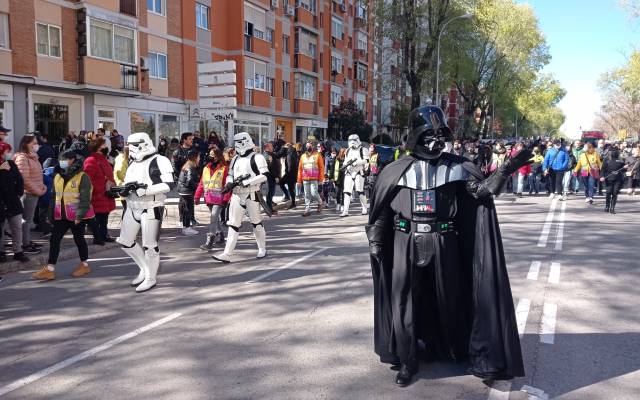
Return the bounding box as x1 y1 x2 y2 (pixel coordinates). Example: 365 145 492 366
0 125 10 144
84 138 117 245
600 147 626 214
0 142 29 263
195 147 231 250
528 146 544 195
297 140 325 217
542 139 569 200
573 141 602 204
13 134 47 255
32 150 94 281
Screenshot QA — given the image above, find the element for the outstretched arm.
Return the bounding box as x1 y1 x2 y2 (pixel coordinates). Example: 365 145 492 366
467 147 533 200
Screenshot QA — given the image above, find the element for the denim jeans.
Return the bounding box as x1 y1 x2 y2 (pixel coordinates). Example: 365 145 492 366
21 193 39 246
527 173 539 194
516 173 525 194
584 175 597 198
563 171 572 194
303 180 321 211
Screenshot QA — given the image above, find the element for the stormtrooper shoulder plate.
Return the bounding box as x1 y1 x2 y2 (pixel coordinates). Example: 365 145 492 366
398 157 469 189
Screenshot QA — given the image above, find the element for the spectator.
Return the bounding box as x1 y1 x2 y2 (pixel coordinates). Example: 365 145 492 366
165 137 180 159
84 138 117 245
0 143 28 263
574 141 602 204
451 139 465 157
177 150 200 236
109 129 125 158
294 143 303 199
70 131 89 158
528 146 544 195
37 133 56 164
158 136 168 156
32 150 93 281
564 143 577 196
324 147 338 203
195 147 230 251
14 134 46 254
601 147 626 214
113 145 129 187
58 131 76 154
542 140 569 200
298 140 324 217
193 131 207 164
280 143 298 209
334 148 347 212
0 125 10 144
514 142 531 197
38 158 57 235
263 142 280 212
624 146 639 195
207 130 225 151
172 132 194 176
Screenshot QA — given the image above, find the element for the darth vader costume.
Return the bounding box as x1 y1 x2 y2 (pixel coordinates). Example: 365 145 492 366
366 106 528 386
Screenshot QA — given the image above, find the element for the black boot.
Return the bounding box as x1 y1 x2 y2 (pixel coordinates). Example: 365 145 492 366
610 196 617 214
395 364 415 387
215 231 225 244
199 233 215 251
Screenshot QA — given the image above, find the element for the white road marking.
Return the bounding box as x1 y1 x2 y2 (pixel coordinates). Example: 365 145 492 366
537 198 558 247
487 380 512 400
515 298 531 337
554 200 567 251
0 312 183 397
87 256 132 262
540 302 558 344
245 247 329 284
548 262 561 284
527 261 542 281
521 385 550 400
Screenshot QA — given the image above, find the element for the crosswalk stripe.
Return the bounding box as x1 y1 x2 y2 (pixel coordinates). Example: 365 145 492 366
537 198 558 247
548 262 561 284
515 298 531 337
540 302 558 344
527 261 541 281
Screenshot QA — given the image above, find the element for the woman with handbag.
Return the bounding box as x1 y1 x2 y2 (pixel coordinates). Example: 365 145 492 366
84 138 116 244
600 147 626 214
574 142 603 204
195 147 230 251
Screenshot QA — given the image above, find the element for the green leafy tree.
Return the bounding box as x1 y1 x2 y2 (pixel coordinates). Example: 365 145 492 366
328 99 373 142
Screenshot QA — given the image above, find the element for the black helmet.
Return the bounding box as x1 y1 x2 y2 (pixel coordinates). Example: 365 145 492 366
407 105 452 159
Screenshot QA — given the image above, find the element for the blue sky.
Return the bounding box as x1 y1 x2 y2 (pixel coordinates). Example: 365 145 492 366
520 0 640 137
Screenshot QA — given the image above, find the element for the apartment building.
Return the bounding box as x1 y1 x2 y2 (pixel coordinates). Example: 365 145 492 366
0 0 374 149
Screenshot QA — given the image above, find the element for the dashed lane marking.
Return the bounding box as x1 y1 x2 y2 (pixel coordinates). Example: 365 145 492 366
0 312 183 397
548 262 561 284
537 198 558 247
527 261 541 281
521 384 550 400
245 247 329 284
515 298 531 338
540 303 558 344
554 200 567 251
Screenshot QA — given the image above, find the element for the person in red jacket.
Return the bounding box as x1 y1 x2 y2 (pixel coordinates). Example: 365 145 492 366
513 142 531 197
84 138 116 245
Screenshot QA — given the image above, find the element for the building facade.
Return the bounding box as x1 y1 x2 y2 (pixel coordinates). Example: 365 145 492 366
0 0 374 149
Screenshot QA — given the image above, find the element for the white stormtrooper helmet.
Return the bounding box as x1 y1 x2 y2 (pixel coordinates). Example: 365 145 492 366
127 132 157 162
348 134 361 150
234 132 255 155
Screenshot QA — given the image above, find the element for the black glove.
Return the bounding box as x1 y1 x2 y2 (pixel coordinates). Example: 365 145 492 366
502 147 534 176
369 243 383 259
221 182 235 195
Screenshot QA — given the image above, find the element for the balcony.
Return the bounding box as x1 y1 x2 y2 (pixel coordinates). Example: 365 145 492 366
294 54 318 73
121 64 138 91
356 49 369 63
119 0 137 17
294 99 318 115
294 6 318 29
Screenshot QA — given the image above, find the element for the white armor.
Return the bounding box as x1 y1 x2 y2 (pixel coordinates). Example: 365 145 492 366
213 132 269 263
116 133 174 292
342 134 370 217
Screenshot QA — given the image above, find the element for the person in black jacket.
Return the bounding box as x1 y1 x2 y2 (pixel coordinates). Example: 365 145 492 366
37 133 57 165
0 143 29 262
177 150 200 236
172 132 194 177
601 148 627 214
263 142 281 212
282 143 298 209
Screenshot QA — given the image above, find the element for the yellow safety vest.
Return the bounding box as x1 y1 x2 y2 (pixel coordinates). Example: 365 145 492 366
202 164 227 204
53 172 94 221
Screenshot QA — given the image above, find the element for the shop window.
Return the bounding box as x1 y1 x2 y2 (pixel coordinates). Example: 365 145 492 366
36 23 61 58
34 103 68 144
130 111 155 141
97 109 116 134
159 115 179 140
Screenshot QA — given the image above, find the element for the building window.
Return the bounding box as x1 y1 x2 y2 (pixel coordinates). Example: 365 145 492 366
0 13 10 49
130 111 156 139
282 80 290 100
297 0 316 14
120 0 137 17
356 93 366 111
283 34 289 54
297 75 316 101
297 28 317 58
245 3 267 41
159 115 179 139
97 109 116 133
266 28 275 48
148 52 167 79
356 63 367 81
357 32 367 51
331 17 343 39
36 23 61 58
89 18 136 65
147 0 165 15
331 85 341 106
267 77 275 96
196 3 210 30
331 54 343 73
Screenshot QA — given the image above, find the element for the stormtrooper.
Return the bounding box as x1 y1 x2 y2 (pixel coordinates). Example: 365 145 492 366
341 134 370 217
212 132 269 263
116 132 174 293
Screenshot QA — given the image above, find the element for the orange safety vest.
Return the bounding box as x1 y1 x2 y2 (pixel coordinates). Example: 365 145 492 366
301 152 321 181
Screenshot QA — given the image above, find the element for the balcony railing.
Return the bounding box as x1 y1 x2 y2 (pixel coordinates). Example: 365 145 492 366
119 0 137 17
293 99 318 114
121 64 138 91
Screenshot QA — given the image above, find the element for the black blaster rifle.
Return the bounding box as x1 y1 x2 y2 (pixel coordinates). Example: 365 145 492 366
339 158 356 172
108 182 148 198
221 174 251 194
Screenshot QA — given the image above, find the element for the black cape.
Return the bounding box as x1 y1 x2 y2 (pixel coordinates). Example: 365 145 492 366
366 154 524 379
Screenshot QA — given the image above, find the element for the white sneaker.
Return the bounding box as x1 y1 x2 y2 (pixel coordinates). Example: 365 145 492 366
336 204 341 212
361 207 368 215
548 193 555 199
340 210 349 217
560 195 567 201
584 197 590 203
589 197 594 204
182 227 198 236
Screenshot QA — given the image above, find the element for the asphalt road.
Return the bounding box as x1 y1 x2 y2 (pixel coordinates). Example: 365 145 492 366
1 193 639 400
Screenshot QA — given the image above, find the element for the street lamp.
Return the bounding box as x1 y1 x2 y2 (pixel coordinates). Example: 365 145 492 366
435 13 474 106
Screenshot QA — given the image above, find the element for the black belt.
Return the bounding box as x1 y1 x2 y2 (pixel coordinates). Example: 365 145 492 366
394 216 456 234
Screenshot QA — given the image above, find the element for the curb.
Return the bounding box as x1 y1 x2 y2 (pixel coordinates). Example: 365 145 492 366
0 242 120 276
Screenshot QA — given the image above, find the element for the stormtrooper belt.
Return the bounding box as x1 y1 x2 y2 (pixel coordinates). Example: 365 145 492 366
394 215 456 234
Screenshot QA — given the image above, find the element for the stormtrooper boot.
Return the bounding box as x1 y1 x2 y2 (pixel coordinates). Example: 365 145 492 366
341 194 351 217
212 228 239 263
136 247 160 292
359 194 368 215
254 224 267 259
122 243 147 287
